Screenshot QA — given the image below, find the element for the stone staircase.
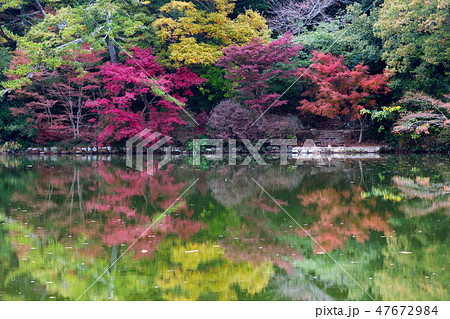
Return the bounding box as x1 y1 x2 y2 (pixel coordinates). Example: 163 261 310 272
312 130 352 146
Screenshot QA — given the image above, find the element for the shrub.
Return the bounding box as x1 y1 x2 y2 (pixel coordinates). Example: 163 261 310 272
207 100 260 140
1 141 23 153
207 100 303 140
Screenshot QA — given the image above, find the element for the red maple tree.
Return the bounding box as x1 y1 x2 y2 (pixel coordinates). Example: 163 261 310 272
298 51 391 143
217 34 301 113
87 47 205 145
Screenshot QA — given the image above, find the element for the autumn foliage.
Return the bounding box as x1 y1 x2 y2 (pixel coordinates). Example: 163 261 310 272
9 47 102 143
217 34 301 113
298 51 391 142
87 47 204 145
153 0 270 67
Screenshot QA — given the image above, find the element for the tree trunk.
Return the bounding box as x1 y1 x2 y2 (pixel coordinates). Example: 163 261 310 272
358 116 366 144
358 124 363 144
108 245 118 300
107 37 117 64
106 10 117 64
76 95 82 137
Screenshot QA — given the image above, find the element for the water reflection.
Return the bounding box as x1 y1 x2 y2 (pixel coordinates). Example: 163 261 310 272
0 155 448 300
299 186 392 253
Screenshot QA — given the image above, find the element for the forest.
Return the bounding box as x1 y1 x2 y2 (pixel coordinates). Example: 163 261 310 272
0 0 449 152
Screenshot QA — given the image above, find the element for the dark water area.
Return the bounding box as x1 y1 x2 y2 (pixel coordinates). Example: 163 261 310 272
0 154 448 301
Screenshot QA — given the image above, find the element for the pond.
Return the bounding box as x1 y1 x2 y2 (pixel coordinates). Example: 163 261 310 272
0 154 448 301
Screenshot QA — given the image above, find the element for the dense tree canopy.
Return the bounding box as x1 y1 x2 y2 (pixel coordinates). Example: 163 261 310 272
153 0 271 67
295 4 383 71
0 0 448 150
374 0 450 95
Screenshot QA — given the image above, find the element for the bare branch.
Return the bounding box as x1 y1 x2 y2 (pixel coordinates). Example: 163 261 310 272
268 0 347 35
34 0 46 18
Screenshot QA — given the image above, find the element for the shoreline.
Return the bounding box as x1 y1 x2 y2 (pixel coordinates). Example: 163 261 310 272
1 143 449 156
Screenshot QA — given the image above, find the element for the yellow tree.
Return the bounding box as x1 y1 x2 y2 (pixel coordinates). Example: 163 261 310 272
153 0 271 67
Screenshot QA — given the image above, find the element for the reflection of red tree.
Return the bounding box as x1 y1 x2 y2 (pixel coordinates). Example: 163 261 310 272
87 163 202 258
298 187 391 253
103 215 204 259
87 163 188 213
86 162 194 216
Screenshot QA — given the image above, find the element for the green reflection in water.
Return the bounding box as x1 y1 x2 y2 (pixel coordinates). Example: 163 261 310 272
0 155 448 301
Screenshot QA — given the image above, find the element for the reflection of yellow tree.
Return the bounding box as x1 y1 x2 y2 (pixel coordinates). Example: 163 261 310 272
155 241 273 300
3 220 110 300
393 176 450 217
374 235 449 300
220 217 303 273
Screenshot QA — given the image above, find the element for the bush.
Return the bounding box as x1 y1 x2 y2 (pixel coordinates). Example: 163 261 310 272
367 92 450 152
397 92 444 112
1 141 23 153
436 127 450 152
207 100 303 140
207 100 260 140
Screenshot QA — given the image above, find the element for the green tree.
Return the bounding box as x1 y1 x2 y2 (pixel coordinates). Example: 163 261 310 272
295 4 383 72
374 0 450 96
1 1 157 92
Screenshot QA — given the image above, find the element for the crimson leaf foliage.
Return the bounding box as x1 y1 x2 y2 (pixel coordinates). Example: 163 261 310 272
216 35 302 113
87 47 205 145
298 51 391 142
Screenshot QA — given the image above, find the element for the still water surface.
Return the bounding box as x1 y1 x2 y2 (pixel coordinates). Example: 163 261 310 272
0 155 448 301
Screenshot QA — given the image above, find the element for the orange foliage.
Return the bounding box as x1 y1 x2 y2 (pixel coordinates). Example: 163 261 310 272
298 186 391 253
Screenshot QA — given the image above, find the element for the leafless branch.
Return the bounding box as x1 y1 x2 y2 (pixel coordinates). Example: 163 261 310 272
268 0 347 35
34 0 46 18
